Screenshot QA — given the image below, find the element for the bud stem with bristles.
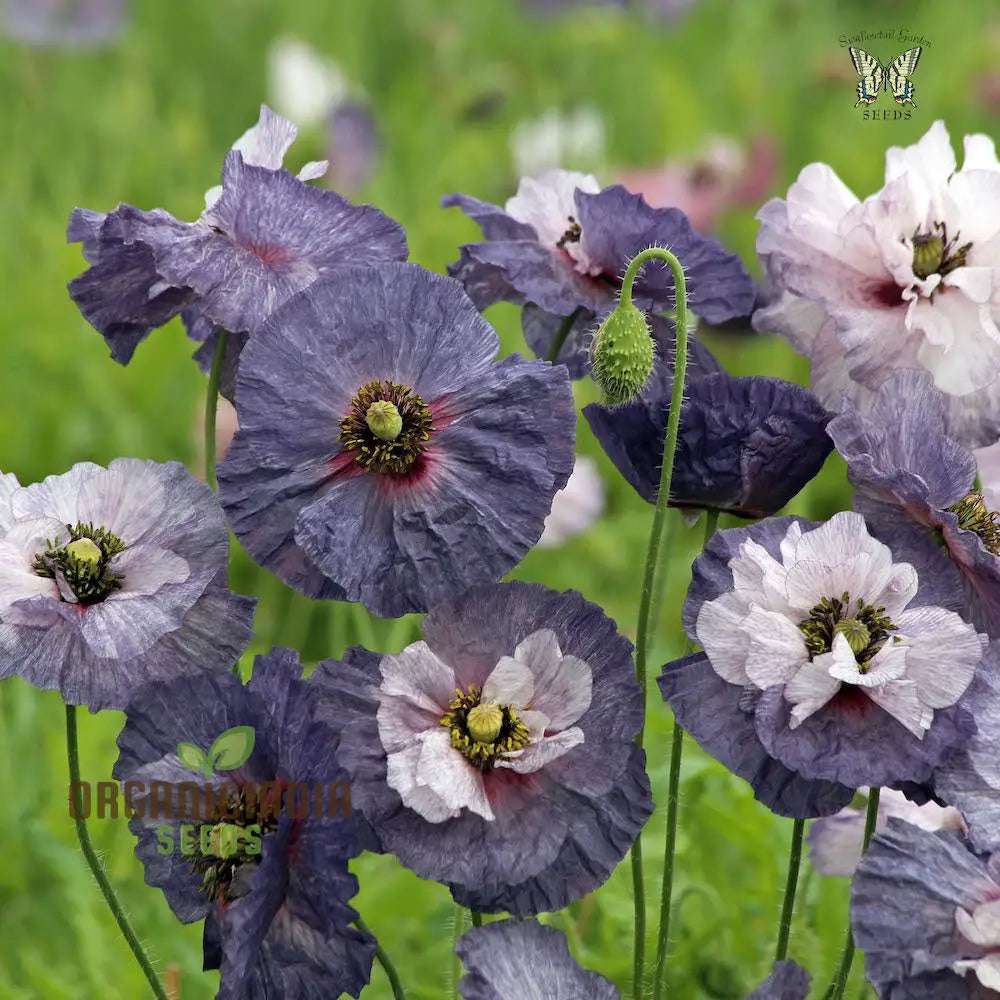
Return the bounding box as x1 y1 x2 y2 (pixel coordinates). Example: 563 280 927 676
619 246 690 1000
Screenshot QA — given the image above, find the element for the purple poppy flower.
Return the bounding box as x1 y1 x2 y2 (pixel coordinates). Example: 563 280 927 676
852 819 1000 997
456 919 618 999
2 0 125 47
584 346 833 518
745 961 811 1000
0 459 254 711
217 263 576 618
68 104 406 389
659 511 987 817
828 369 1000 637
443 169 755 375
113 648 374 1000
313 581 652 915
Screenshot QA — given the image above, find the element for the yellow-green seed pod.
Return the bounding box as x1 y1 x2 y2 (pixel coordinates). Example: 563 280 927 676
466 703 504 744
912 233 944 280
65 537 103 568
590 301 654 407
833 618 871 658
365 400 403 441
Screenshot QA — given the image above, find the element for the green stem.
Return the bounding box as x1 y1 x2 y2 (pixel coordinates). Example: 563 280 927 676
65 705 168 1000
470 911 483 928
651 720 683 1000
626 246 690 1000
204 330 229 491
545 307 582 362
652 507 717 1000
824 789 881 1000
449 903 467 1000
774 818 806 962
356 917 406 1000
629 833 646 998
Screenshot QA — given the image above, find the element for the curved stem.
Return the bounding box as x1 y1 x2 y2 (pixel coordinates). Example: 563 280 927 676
356 916 407 1000
824 789 881 1000
545 307 582 362
628 248 689 730
652 507 717 1000
774 818 806 962
470 911 483 928
204 330 229 491
66 705 168 1000
626 247 690 1000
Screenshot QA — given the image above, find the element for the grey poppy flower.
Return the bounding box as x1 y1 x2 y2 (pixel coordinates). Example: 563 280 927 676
659 512 986 816
828 368 1000 637
808 788 963 877
746 961 811 1000
934 645 1000 857
585 348 833 518
457 919 618 999
313 581 653 914
114 649 373 999
852 819 1000 997
443 169 755 374
218 263 576 618
0 459 254 710
68 104 406 390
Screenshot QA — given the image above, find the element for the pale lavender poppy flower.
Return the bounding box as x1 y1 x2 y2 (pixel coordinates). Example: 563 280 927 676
0 459 254 710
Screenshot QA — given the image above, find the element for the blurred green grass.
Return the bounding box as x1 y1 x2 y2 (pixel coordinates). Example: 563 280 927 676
1 0 997 996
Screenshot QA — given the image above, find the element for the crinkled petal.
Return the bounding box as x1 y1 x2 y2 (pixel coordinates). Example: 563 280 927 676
658 652 854 818
456 919 618 999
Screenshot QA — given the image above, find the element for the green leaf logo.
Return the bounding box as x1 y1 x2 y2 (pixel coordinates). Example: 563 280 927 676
176 742 207 773
176 726 255 779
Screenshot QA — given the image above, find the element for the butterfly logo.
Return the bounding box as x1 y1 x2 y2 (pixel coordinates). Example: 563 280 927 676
849 46 922 107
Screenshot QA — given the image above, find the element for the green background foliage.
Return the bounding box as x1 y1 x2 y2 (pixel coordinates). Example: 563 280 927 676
1 0 996 996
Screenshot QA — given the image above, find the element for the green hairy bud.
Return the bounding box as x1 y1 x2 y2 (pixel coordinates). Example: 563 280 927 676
589 301 654 407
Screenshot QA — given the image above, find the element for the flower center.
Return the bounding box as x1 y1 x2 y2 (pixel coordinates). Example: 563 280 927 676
911 221 972 281
946 489 1000 555
31 521 127 603
797 591 899 672
339 380 434 475
439 685 531 770
189 785 279 903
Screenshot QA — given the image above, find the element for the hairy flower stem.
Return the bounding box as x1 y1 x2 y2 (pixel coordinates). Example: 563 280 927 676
774 818 806 962
824 789 881 1000
356 916 407 1000
66 704 169 1000
626 246 690 1000
449 903 468 1000
204 330 229 491
545 307 583 362
652 507 718 1000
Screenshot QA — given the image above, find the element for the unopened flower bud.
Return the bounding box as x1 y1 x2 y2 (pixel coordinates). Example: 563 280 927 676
466 703 504 743
365 400 403 441
590 301 654 407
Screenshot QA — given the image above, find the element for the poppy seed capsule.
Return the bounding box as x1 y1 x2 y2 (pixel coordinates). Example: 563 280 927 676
590 301 654 407
64 537 103 568
365 400 403 441
466 703 504 743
